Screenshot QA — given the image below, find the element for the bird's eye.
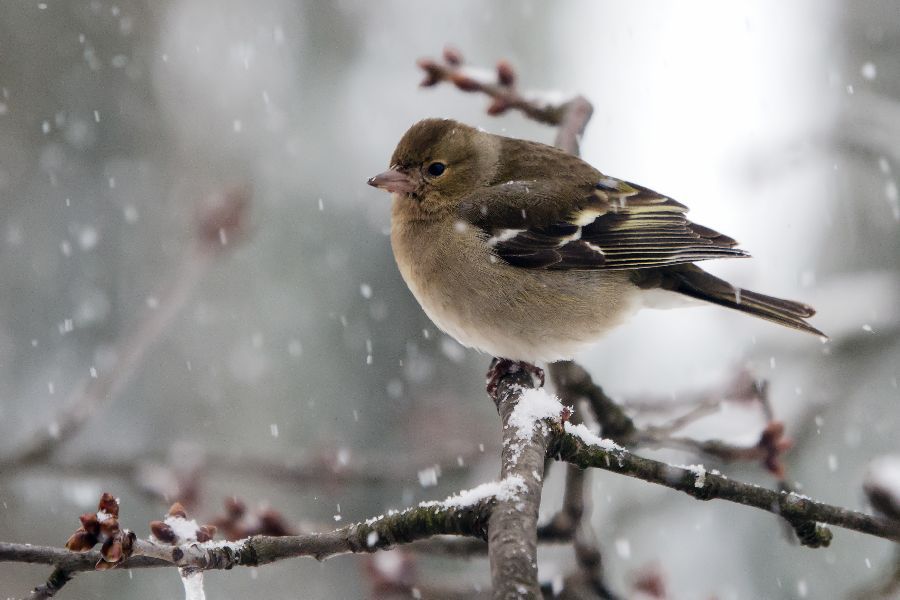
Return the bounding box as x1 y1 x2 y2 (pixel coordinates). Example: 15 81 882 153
426 162 446 177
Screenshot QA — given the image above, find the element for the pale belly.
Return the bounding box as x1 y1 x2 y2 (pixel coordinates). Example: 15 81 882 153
390 216 641 363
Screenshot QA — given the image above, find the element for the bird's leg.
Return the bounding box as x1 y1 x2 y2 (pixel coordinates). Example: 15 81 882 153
486 358 515 397
486 358 545 397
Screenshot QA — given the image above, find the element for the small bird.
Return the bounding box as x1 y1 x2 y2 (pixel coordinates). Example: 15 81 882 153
368 119 823 386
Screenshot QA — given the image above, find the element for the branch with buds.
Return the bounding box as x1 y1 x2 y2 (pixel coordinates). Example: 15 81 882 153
418 47 593 155
5 374 898 599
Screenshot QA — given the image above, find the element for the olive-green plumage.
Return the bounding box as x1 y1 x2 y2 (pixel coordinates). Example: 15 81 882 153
368 118 823 363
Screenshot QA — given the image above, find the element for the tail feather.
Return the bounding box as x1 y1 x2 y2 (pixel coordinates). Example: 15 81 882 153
639 265 825 337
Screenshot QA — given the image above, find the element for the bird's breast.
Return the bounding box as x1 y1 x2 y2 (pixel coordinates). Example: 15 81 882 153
389 208 640 362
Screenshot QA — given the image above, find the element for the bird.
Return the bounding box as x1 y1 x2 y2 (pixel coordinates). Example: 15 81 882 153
368 118 823 390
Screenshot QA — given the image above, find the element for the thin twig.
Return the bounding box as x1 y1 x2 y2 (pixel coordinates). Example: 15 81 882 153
417 47 585 129
25 567 75 600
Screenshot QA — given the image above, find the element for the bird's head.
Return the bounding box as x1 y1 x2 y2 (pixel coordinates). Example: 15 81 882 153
368 118 499 213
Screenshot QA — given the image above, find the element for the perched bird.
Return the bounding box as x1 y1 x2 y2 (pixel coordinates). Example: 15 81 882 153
368 119 823 386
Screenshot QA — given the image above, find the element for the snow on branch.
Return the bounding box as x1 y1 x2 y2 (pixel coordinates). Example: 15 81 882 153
552 424 900 546
2 485 501 598
487 372 562 598
4 384 899 598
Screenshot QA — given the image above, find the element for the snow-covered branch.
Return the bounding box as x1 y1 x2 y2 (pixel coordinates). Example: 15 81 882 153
553 424 900 545
4 401 898 599
2 488 497 598
487 370 559 598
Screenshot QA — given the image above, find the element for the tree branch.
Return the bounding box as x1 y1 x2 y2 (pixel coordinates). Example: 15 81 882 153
3 422 896 597
25 567 76 600
550 360 637 444
1 498 492 579
418 49 573 127
552 426 900 544
488 369 552 599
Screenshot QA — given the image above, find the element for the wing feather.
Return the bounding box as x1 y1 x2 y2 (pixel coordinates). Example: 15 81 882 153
462 178 749 271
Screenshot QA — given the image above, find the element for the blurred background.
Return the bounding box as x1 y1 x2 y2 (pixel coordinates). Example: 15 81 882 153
1 1 898 598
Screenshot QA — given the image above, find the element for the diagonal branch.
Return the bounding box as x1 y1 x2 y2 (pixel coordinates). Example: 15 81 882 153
552 426 900 544
26 567 76 600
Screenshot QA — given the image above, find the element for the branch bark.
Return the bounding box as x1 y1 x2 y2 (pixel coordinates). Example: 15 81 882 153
3 424 897 596
2 498 492 579
552 427 900 544
487 369 551 599
26 567 75 600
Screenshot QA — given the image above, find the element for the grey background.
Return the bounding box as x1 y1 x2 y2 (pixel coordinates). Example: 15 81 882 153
0 1 898 598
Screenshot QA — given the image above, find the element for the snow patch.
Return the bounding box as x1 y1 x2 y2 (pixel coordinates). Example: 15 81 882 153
419 475 527 510
164 515 201 542
563 422 623 452
523 89 570 107
96 509 116 524
507 388 565 465
679 464 707 488
181 571 206 600
457 65 497 85
201 538 247 551
508 388 564 440
785 491 812 503
417 465 440 488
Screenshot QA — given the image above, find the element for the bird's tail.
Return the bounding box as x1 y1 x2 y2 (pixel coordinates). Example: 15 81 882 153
639 265 825 337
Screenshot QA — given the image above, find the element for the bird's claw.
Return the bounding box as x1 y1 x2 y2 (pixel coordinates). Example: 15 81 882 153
486 358 545 398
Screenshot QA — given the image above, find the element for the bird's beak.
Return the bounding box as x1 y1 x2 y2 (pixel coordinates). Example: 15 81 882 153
367 169 417 194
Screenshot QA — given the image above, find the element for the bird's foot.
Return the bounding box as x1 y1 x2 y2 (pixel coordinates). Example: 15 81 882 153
486 358 545 397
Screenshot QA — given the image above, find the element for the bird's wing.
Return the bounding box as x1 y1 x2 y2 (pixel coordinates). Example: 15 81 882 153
458 177 749 270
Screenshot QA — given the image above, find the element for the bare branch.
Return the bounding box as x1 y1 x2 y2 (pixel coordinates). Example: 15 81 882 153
552 427 900 544
25 567 75 600
553 96 593 156
417 48 587 129
550 360 637 444
30 443 479 512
